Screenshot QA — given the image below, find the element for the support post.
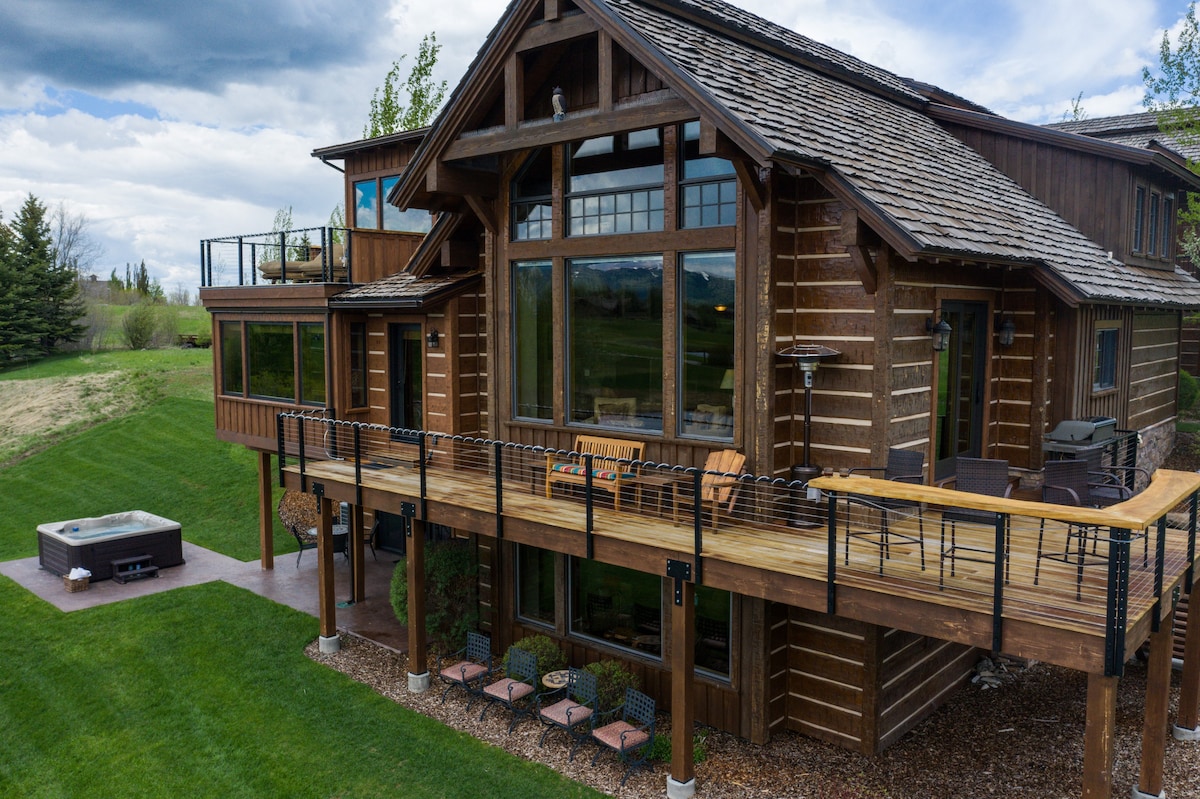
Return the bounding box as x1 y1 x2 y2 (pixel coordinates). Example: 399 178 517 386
1082 672 1118 799
316 490 339 652
351 503 366 603
1175 590 1200 740
406 516 430 692
1135 606 1176 799
668 576 696 798
256 450 274 570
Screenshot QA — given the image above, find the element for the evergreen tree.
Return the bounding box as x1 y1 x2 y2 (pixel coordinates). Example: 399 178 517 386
0 209 40 360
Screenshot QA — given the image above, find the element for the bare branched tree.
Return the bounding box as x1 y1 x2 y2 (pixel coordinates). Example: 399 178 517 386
49 201 103 275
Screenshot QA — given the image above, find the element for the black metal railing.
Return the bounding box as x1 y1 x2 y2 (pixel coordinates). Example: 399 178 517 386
275 412 1198 677
200 226 352 287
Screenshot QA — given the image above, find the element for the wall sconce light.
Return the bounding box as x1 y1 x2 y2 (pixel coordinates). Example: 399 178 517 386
426 329 439 349
997 317 1016 347
926 314 952 352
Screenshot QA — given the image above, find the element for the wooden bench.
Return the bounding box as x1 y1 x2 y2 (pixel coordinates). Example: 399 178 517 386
545 435 646 512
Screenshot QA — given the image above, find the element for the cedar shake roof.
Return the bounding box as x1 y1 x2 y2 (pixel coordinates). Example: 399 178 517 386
1047 112 1200 163
331 271 481 309
598 0 1200 307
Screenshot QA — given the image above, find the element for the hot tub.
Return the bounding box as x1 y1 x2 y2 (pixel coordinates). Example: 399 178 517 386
37 511 184 581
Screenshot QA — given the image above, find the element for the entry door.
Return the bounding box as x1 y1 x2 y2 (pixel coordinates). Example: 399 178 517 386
933 301 989 481
389 324 423 432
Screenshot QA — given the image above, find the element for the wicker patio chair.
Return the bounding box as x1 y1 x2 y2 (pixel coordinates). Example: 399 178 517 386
536 667 598 760
590 687 656 786
843 448 926 574
937 457 1012 589
436 631 493 708
480 646 539 733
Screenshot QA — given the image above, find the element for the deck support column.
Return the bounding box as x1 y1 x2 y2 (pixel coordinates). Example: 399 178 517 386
668 577 695 799
406 516 430 692
350 504 366 603
257 450 274 570
1175 591 1200 741
1135 607 1176 798
317 494 339 652
1082 672 1118 799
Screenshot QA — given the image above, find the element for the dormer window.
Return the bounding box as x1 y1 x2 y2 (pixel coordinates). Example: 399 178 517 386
1148 192 1160 256
1133 186 1146 252
1162 196 1175 260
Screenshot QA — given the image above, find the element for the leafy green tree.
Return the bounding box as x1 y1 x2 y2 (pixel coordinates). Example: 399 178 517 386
363 33 448 137
1145 3 1200 260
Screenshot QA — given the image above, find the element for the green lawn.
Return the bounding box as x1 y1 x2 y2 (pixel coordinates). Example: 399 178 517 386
0 350 603 798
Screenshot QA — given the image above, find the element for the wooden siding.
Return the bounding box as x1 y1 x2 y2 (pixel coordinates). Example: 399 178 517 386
1128 311 1181 432
345 229 425 285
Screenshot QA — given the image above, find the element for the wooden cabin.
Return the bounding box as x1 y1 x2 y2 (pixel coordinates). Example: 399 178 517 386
199 1 1200 796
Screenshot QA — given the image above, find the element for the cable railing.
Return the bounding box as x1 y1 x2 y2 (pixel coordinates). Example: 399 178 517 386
277 412 1200 677
200 226 352 287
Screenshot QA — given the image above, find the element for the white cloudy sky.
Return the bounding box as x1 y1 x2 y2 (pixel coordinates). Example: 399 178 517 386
0 0 1191 294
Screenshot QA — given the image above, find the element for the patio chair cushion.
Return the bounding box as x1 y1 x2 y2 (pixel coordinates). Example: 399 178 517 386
539 698 593 728
549 463 636 481
592 719 650 751
440 661 489 685
483 678 535 703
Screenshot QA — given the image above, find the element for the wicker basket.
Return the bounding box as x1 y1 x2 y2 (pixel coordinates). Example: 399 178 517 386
63 575 89 593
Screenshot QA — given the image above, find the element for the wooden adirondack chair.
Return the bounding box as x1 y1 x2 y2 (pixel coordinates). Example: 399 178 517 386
674 449 746 531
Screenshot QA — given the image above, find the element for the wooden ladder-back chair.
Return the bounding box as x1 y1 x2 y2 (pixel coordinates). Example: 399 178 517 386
480 646 539 733
590 687 656 786
436 631 493 707
536 667 598 760
675 449 746 531
843 448 926 574
277 490 319 568
937 457 1012 589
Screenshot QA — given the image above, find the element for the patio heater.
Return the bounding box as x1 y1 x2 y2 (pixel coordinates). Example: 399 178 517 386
777 344 841 527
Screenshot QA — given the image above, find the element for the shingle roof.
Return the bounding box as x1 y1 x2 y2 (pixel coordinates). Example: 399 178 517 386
331 271 482 308
601 0 1200 307
1047 111 1200 163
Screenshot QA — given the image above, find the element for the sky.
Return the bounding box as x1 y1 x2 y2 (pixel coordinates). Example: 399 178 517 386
0 0 1192 296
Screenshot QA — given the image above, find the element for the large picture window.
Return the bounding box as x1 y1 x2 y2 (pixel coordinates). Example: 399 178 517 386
516 544 556 626
356 175 433 232
513 261 554 420
569 255 663 430
679 251 735 439
567 129 664 236
354 179 379 230
220 322 243 396
695 585 731 677
298 322 325 405
570 558 662 657
246 323 296 400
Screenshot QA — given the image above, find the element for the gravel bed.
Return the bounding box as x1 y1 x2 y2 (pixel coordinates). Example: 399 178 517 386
308 634 1200 798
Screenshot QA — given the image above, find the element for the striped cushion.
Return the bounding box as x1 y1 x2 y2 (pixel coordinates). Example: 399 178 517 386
549 463 635 480
540 699 593 728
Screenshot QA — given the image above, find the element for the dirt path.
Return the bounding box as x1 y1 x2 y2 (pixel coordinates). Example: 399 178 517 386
0 372 132 461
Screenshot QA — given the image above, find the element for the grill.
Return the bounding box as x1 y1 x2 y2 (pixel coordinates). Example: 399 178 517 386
1043 416 1117 458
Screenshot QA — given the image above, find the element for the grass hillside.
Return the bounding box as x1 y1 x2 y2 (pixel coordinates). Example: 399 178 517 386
0 349 600 798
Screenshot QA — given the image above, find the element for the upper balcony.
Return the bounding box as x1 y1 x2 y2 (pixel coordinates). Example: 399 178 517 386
199 226 425 290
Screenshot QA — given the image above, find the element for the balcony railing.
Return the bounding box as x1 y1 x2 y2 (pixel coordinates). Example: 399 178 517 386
276 412 1200 677
200 226 352 287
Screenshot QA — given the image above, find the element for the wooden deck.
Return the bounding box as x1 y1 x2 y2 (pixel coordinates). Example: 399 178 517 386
284 453 1200 676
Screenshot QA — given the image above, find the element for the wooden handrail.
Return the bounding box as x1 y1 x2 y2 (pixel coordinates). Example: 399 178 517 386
809 468 1200 529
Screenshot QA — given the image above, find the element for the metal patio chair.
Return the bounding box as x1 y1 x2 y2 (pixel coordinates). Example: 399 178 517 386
480 646 539 733
590 686 656 786
536 667 598 760
938 457 1012 589
843 447 926 574
436 631 493 707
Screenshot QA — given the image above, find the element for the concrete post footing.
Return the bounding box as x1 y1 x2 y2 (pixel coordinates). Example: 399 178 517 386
1131 784 1165 799
666 776 695 799
318 634 341 654
1172 724 1200 742
408 671 431 693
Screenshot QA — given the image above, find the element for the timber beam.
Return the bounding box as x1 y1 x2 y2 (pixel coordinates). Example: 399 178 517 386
515 11 598 52
424 163 496 199
407 516 430 690
1083 673 1118 799
841 208 879 294
1135 607 1175 798
669 575 697 794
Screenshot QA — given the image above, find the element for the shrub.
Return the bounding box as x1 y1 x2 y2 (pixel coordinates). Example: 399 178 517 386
1181 369 1199 414
645 729 708 764
121 303 157 350
389 537 478 652
502 633 565 677
584 658 640 715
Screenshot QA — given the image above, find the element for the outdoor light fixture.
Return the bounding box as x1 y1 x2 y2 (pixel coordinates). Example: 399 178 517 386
426 329 440 349
997 316 1016 347
927 314 952 352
